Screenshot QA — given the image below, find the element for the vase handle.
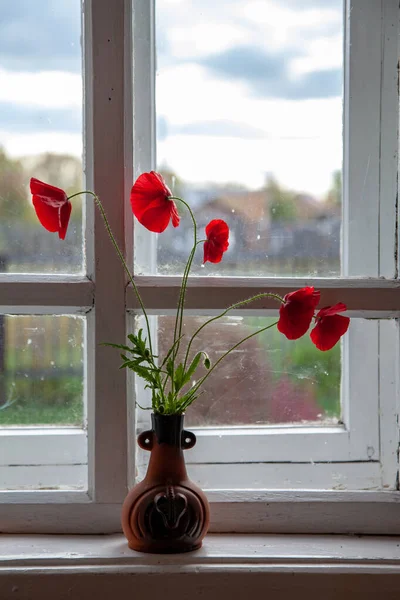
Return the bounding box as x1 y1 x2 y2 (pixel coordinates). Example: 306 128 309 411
182 430 196 450
137 429 154 451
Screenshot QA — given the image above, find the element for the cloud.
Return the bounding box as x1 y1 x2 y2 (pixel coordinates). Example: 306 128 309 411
284 0 341 9
296 69 342 99
0 0 81 73
157 115 169 142
0 69 82 109
0 102 81 133
200 46 286 85
173 120 268 139
198 46 341 99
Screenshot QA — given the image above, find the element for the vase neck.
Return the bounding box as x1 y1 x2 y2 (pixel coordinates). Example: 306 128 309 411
146 413 189 482
152 413 184 447
147 442 188 482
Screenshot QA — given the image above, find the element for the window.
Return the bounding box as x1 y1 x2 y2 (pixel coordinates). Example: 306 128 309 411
1 0 399 535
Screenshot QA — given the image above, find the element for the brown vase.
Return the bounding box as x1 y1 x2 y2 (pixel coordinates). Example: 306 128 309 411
121 413 210 553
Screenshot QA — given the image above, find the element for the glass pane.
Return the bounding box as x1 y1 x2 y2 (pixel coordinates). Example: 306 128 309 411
149 0 343 276
0 0 84 273
0 314 86 490
135 315 341 427
0 315 84 426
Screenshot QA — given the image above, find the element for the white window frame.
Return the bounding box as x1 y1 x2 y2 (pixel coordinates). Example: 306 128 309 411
1 0 400 535
131 0 400 492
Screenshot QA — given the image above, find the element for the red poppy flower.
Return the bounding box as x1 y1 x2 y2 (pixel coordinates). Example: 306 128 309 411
277 286 320 340
203 219 229 263
310 303 350 351
30 178 72 240
130 171 180 233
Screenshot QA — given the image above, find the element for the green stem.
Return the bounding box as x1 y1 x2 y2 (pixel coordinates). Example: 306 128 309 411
160 334 185 369
160 334 186 394
68 190 155 360
178 389 205 413
167 196 198 395
183 292 283 371
171 196 198 346
181 320 279 409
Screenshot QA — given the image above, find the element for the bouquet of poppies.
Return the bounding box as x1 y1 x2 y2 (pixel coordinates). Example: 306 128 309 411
30 172 350 415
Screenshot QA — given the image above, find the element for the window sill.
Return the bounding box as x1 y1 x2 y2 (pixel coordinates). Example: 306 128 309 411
1 533 400 598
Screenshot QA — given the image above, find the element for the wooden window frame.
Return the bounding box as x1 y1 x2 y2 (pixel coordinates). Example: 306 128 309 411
1 0 400 535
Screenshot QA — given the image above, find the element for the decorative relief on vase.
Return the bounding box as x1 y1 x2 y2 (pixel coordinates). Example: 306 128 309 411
121 414 210 553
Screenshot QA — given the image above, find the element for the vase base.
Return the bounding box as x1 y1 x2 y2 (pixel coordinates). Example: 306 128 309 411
127 541 202 554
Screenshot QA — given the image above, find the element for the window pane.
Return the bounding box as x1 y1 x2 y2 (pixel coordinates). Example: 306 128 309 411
0 314 86 490
0 0 84 274
0 315 84 426
135 315 341 427
148 0 343 277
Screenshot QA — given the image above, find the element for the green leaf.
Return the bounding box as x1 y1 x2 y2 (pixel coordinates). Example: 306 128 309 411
160 334 185 368
129 363 158 387
167 391 174 407
166 358 174 378
102 342 133 352
184 352 203 385
176 389 198 412
128 330 140 343
119 356 146 370
119 360 134 370
127 329 148 354
174 362 185 392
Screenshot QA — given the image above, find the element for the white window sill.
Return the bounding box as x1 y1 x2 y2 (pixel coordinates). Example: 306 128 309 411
1 533 400 598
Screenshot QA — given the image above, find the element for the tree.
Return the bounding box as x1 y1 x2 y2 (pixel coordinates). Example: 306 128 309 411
0 148 29 221
21 153 83 223
265 177 297 222
326 170 342 207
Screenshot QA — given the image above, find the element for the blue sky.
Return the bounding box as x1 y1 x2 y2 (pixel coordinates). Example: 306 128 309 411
0 0 81 72
0 0 343 196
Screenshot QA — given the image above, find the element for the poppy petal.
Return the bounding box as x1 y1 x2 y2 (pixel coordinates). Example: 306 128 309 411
30 178 71 239
30 177 68 206
170 200 180 228
130 171 178 233
277 287 320 340
131 171 172 200
203 219 230 264
138 203 173 233
315 302 347 319
277 304 315 340
59 200 72 240
310 313 350 351
32 195 60 233
203 240 224 263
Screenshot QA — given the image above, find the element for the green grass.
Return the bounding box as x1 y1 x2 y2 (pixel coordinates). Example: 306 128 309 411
0 319 341 426
249 317 341 419
0 376 84 426
0 396 83 425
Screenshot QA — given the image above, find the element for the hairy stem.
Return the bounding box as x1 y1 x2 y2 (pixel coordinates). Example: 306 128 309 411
183 320 279 407
68 190 156 364
183 293 283 371
167 196 197 396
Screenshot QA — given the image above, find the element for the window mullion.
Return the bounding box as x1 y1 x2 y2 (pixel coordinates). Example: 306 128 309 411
343 0 388 277
84 0 130 503
127 277 400 315
379 320 400 488
132 0 158 275
378 0 399 278
0 277 93 313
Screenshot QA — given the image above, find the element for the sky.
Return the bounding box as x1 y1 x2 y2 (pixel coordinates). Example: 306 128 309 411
0 0 343 197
